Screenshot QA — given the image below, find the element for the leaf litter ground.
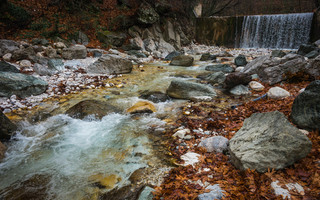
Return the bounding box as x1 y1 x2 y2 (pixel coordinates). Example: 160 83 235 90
153 81 320 200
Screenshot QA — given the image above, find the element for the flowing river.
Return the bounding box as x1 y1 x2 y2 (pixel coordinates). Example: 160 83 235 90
0 56 222 199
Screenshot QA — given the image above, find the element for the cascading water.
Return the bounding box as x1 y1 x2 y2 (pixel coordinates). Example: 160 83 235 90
240 13 314 49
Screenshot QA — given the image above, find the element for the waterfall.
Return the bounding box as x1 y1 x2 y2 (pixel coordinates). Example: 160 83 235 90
240 13 314 49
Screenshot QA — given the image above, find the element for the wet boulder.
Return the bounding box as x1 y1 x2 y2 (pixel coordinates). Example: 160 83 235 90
200 53 217 61
0 61 20 73
126 101 156 114
167 79 216 100
139 91 170 103
62 45 87 60
205 64 234 73
0 72 48 98
86 54 133 75
223 72 251 90
101 185 144 200
170 55 194 66
0 110 17 140
164 51 182 61
297 44 318 56
291 80 320 131
234 55 247 66
66 100 120 120
229 111 312 173
204 72 226 85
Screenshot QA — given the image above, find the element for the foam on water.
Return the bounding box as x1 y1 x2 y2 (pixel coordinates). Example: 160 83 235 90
0 113 164 199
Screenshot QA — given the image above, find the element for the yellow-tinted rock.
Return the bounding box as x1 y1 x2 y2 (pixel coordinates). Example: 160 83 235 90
126 101 156 114
89 174 121 189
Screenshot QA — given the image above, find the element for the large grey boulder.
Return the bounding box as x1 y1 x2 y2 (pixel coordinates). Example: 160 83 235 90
243 54 314 85
291 80 320 131
62 45 87 60
0 61 19 73
0 72 48 98
170 55 194 66
0 110 17 140
86 54 133 74
167 79 216 100
229 111 312 173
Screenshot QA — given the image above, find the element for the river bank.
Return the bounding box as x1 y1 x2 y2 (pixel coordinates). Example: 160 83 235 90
0 39 319 199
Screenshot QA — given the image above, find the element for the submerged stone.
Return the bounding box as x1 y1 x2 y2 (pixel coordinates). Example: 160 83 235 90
127 101 156 114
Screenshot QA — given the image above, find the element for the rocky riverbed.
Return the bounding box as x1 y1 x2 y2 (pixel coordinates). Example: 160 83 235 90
0 38 320 199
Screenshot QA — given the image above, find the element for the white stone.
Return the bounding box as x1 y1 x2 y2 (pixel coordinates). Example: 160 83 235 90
249 81 265 91
19 60 32 67
181 152 201 166
286 183 304 195
3 53 12 61
271 181 291 199
267 87 290 99
235 66 244 72
173 129 190 139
